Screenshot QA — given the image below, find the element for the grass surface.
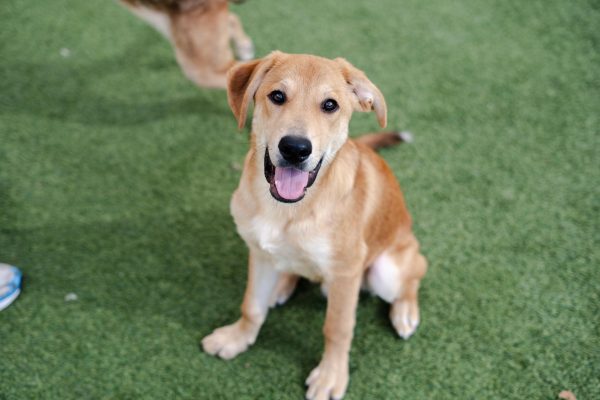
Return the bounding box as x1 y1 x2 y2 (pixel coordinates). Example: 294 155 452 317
1 0 599 398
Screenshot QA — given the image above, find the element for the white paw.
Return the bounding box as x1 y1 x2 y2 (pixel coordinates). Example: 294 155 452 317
391 299 420 340
305 358 349 400
234 39 255 61
201 321 256 360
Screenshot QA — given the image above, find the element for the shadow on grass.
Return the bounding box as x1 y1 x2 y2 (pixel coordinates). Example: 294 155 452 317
0 36 229 126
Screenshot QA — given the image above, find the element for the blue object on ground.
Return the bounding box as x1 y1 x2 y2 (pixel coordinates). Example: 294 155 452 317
0 264 22 311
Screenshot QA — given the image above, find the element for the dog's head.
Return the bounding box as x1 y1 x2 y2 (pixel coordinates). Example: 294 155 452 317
227 51 387 203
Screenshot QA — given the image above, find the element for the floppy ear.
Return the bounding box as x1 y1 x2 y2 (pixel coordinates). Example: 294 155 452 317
335 58 387 128
227 52 280 128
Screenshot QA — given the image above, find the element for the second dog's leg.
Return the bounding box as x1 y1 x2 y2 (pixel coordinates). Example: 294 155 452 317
228 12 254 61
201 249 278 359
170 3 233 88
306 271 363 400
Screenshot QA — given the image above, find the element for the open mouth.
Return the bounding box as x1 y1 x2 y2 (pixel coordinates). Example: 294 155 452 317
264 149 323 203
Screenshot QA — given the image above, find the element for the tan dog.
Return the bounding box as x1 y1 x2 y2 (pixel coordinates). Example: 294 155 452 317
202 51 427 400
119 0 254 88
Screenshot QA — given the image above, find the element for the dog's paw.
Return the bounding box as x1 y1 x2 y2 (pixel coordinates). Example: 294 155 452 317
391 299 420 340
305 358 349 400
234 39 255 61
201 321 256 360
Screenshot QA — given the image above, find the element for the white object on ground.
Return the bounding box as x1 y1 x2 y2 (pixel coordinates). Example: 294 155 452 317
64 293 78 302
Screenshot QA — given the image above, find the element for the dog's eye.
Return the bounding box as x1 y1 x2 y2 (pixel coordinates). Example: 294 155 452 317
321 99 339 113
268 90 286 105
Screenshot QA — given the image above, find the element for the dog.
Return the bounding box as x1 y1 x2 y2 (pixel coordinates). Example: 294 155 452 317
119 0 254 88
201 51 428 400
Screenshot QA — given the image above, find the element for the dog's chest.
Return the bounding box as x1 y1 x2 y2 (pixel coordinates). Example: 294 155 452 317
241 214 331 281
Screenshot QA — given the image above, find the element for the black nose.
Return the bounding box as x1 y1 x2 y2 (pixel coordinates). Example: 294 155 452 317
278 136 312 164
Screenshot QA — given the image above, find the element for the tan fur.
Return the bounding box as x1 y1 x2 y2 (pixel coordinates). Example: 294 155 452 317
119 0 254 88
201 52 428 400
355 131 404 150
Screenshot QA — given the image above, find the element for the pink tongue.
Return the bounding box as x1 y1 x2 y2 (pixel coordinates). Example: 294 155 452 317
274 167 309 200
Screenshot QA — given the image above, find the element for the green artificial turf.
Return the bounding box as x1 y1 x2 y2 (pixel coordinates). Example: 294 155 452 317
1 0 598 398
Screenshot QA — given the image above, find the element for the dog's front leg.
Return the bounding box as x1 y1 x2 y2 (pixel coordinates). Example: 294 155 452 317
202 249 279 360
306 271 363 400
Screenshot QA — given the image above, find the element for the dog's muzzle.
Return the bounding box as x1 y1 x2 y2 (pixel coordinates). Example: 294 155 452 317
264 149 322 203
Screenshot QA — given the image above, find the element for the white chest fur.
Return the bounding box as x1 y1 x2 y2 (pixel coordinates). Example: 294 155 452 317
239 213 332 282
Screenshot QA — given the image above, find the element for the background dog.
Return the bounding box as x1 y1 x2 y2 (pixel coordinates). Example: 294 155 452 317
202 51 428 400
119 0 254 88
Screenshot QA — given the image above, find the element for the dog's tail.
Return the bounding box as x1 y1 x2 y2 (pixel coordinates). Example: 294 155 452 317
355 131 413 151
